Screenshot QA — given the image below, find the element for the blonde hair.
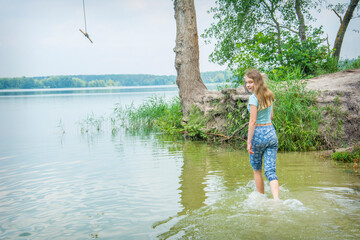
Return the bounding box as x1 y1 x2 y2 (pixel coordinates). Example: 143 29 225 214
245 69 274 110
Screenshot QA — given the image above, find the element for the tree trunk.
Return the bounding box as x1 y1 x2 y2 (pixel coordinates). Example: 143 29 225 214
274 21 283 60
333 0 359 59
173 0 207 121
295 0 306 42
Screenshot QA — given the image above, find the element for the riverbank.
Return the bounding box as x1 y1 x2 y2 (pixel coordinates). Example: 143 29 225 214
78 68 360 153
306 68 360 147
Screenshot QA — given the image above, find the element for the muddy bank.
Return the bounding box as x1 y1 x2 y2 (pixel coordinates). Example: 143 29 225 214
306 69 360 147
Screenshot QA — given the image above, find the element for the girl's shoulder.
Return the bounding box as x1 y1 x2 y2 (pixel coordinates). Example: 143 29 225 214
249 93 257 100
248 94 258 105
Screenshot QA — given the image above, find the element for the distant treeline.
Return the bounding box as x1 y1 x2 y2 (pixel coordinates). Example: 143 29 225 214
0 71 233 89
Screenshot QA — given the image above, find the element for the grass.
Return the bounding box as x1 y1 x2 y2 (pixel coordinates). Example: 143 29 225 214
270 79 324 151
112 96 183 134
331 143 360 163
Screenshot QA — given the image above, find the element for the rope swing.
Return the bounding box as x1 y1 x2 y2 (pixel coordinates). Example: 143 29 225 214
79 0 93 43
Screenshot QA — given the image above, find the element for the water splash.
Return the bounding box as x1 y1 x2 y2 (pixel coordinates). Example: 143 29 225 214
241 190 307 212
156 181 311 239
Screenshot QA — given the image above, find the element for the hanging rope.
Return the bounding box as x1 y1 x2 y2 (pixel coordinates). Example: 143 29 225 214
79 0 93 43
83 0 87 33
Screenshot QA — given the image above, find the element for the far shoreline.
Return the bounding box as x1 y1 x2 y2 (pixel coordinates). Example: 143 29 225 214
0 83 224 93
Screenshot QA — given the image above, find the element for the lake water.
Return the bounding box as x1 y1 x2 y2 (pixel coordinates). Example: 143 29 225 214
0 86 359 239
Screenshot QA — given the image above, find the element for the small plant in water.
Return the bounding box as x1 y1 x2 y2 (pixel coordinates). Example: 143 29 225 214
78 113 105 134
57 119 65 134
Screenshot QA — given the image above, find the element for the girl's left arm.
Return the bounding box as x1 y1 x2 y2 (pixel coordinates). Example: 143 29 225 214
271 105 274 120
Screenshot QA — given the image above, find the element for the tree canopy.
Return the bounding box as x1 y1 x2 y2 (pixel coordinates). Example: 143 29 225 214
203 0 359 82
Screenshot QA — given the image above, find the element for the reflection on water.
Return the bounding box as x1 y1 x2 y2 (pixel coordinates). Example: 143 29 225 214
154 142 360 239
157 147 360 240
0 88 359 239
0 85 181 97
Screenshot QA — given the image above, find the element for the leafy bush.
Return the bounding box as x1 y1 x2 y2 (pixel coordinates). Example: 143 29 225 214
279 30 335 75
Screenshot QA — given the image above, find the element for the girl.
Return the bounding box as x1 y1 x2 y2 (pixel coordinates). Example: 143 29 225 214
245 69 279 200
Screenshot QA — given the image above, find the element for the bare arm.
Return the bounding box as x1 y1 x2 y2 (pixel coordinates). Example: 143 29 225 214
247 105 257 154
271 105 274 120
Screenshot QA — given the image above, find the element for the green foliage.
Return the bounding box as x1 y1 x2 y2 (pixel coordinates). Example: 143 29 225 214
226 100 248 136
183 107 210 139
113 96 183 134
270 79 323 151
279 30 335 75
331 144 360 163
266 65 305 82
227 29 337 85
111 96 215 140
203 0 344 82
338 56 360 70
114 96 168 130
331 151 353 162
154 98 183 134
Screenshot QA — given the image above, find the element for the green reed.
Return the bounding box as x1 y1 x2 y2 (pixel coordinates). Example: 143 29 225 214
78 113 105 134
113 96 183 133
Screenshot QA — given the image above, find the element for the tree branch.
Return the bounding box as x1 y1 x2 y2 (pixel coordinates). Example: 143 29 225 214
279 25 298 34
258 22 298 34
262 0 273 14
332 9 343 23
205 122 249 142
229 122 249 139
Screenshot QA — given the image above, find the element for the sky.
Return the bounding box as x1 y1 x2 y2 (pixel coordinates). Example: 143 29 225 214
0 0 359 78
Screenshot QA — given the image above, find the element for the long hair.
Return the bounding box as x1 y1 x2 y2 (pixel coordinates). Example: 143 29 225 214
245 69 274 110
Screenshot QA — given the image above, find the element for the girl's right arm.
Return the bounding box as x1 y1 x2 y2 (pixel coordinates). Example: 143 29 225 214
247 105 257 154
